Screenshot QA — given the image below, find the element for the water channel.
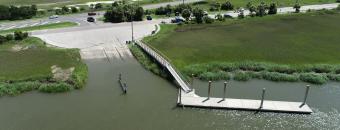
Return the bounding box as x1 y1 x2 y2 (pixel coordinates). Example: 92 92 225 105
0 57 339 130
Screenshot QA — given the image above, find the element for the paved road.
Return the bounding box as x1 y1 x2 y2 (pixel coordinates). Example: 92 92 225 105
0 0 202 31
33 19 167 60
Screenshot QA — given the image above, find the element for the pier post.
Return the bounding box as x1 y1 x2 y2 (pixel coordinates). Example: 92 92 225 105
118 73 122 81
191 74 194 90
179 88 182 104
259 88 266 109
301 85 310 106
208 81 212 100
223 81 227 101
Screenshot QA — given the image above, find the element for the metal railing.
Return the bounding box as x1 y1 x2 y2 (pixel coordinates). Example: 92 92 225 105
135 40 191 92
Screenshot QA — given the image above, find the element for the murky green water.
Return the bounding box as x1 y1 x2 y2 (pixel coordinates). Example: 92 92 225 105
0 58 339 130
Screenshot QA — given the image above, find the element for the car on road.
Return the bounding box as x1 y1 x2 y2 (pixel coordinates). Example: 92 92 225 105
171 17 184 23
87 17 95 22
146 15 152 20
88 12 96 16
49 15 59 19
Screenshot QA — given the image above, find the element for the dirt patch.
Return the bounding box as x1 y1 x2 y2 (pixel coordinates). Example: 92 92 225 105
51 65 75 81
11 45 37 52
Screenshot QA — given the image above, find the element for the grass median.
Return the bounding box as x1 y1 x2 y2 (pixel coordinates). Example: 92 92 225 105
144 10 340 84
0 22 78 35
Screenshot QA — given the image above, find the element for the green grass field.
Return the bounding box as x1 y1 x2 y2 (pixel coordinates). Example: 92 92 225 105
0 22 78 35
144 11 340 83
0 37 88 96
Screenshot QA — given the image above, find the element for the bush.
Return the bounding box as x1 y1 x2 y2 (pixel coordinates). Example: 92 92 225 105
234 71 251 81
268 3 277 15
5 34 14 41
337 0 340 3
199 71 230 81
300 73 328 84
268 65 297 74
174 4 192 13
71 63 88 89
236 62 266 71
209 2 221 11
71 7 78 13
0 81 41 96
0 35 6 44
95 3 103 9
304 64 334 73
14 31 28 40
38 83 71 93
221 1 234 10
327 74 340 81
261 72 299 82
203 16 214 24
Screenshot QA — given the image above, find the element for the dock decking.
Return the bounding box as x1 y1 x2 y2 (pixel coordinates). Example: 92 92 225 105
178 90 313 114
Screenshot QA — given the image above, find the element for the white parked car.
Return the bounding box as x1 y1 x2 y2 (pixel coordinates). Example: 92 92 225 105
49 15 59 19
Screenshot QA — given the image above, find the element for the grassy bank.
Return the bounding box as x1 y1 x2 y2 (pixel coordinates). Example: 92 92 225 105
129 44 169 78
0 22 78 35
144 10 340 84
0 37 88 96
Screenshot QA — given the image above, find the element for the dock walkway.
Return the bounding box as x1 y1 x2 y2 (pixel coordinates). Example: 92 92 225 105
178 90 313 114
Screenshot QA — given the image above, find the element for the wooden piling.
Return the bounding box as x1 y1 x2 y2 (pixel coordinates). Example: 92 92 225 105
259 88 266 109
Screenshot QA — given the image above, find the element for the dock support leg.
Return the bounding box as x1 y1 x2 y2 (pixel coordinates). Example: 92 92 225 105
207 81 212 100
178 88 182 105
222 81 227 101
191 74 194 90
301 85 310 107
259 88 266 109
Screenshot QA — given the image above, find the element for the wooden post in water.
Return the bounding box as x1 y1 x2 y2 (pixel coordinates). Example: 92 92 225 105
302 85 310 106
208 81 212 100
191 74 194 90
118 73 122 81
222 81 227 101
259 88 266 109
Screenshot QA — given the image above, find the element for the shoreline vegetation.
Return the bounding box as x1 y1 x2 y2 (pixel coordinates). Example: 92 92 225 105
0 36 88 97
141 9 340 85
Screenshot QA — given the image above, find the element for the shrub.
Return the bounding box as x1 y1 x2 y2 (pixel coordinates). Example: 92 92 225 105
327 74 340 81
310 64 334 73
300 73 328 84
221 1 234 10
199 71 230 81
6 34 14 41
268 3 277 15
337 0 340 3
209 2 221 11
38 83 71 93
95 3 102 9
183 64 207 76
203 16 214 24
236 62 266 71
268 65 297 74
0 35 6 44
14 31 28 40
234 71 251 81
71 63 88 89
71 7 78 13
261 72 299 82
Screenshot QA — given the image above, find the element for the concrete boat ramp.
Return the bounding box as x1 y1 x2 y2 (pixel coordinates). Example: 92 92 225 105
178 90 313 114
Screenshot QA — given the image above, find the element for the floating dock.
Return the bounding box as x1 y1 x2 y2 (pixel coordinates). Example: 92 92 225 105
178 90 313 114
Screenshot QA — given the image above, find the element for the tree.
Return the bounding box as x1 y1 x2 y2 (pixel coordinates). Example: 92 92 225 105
293 3 301 13
62 6 70 13
95 3 103 9
112 2 119 7
221 1 234 10
256 2 267 17
210 2 220 11
5 34 14 41
268 3 277 15
0 5 10 20
181 9 191 21
71 7 78 13
165 4 172 16
155 7 167 15
0 35 6 44
174 4 192 13
134 6 144 21
249 5 256 17
238 8 245 19
192 7 204 23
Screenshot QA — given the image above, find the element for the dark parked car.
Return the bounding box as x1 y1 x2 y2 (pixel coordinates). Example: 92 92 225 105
88 12 96 16
87 17 95 22
146 15 152 20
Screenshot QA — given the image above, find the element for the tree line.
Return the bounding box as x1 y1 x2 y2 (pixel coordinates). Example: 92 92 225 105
0 5 37 20
0 31 29 44
104 2 144 23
